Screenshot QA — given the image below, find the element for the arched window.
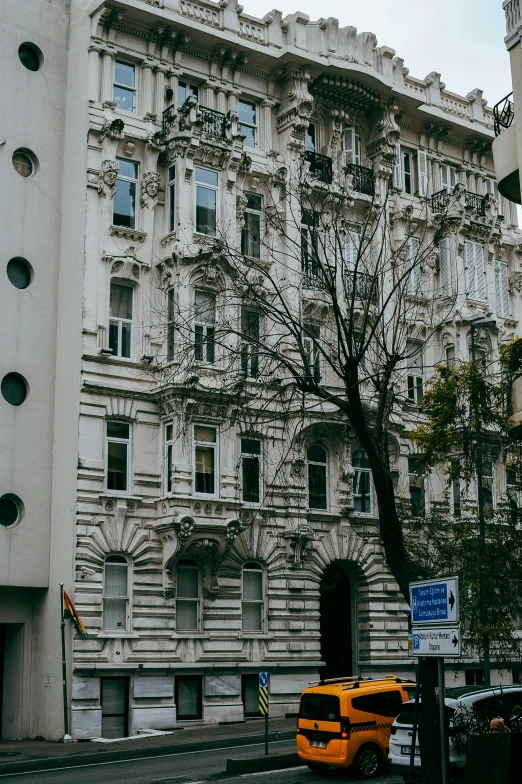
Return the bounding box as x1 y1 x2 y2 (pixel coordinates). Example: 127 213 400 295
103 555 129 631
177 560 200 631
353 449 372 514
307 444 327 510
242 562 264 632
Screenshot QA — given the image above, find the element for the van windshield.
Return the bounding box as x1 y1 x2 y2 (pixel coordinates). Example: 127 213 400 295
300 693 340 722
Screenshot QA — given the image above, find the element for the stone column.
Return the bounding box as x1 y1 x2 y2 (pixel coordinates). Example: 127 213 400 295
155 67 167 123
167 71 179 107
88 45 102 103
141 62 155 118
228 91 239 113
260 100 274 153
101 50 116 104
201 83 214 109
215 87 227 114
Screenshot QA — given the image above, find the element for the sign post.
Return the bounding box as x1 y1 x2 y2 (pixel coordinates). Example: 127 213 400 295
259 672 269 755
409 577 460 784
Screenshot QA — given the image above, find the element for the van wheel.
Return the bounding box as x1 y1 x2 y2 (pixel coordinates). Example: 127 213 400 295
352 745 382 779
306 763 329 774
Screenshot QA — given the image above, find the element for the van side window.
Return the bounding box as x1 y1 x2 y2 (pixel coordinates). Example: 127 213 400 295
352 690 404 717
299 693 340 722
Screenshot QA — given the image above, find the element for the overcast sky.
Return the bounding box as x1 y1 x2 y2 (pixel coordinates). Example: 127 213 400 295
247 0 512 107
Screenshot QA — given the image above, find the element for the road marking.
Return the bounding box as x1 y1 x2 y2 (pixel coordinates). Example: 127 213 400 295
0 740 294 778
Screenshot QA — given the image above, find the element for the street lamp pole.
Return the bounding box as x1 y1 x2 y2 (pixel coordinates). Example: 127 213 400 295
469 318 495 688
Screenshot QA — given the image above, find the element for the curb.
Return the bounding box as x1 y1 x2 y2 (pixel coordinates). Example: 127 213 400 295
0 730 296 777
226 752 301 774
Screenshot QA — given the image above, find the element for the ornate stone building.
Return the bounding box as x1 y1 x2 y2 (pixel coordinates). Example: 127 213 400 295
3 0 522 740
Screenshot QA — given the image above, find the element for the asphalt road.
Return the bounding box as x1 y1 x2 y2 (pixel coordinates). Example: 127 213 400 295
0 740 404 784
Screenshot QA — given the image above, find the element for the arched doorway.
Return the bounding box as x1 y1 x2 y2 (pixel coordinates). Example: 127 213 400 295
319 562 355 679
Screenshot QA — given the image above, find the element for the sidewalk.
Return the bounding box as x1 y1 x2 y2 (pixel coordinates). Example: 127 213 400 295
0 717 297 776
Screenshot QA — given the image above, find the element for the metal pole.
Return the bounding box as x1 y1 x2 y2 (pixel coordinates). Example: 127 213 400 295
265 712 268 756
60 583 70 741
470 324 491 687
438 658 448 784
407 657 422 784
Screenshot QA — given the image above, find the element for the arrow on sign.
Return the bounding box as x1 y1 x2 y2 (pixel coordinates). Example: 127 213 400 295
449 591 455 611
452 634 459 648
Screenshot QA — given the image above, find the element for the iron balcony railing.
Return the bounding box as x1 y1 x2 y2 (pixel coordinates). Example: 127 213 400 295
345 271 379 305
345 164 374 196
305 150 333 184
162 104 227 143
431 189 487 219
493 92 515 137
162 104 176 135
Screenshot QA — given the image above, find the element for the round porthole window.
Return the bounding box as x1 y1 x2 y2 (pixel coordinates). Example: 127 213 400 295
12 149 38 178
1 373 28 406
6 258 33 289
0 494 24 528
18 43 42 72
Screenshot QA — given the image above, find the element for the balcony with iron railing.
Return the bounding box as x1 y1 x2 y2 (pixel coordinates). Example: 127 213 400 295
345 164 374 197
162 104 228 143
492 91 521 204
304 150 333 184
345 271 378 305
431 189 487 219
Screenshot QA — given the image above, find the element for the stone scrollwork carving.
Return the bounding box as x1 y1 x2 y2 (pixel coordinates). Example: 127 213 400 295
224 110 244 143
276 66 314 135
178 95 203 133
98 159 119 198
98 118 125 143
140 171 161 209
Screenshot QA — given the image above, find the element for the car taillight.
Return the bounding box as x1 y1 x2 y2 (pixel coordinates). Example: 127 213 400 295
340 717 350 739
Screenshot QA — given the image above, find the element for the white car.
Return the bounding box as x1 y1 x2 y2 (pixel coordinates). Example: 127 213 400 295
389 685 522 780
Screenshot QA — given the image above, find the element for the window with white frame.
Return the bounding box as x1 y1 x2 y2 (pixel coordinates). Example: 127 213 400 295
241 194 262 258
440 163 457 193
303 323 321 383
195 167 218 235
109 282 133 359
408 457 425 516
113 61 136 112
401 149 414 194
106 421 130 492
103 555 130 631
438 237 451 298
241 438 261 503
307 444 327 510
194 290 216 364
406 237 421 294
178 81 198 105
176 559 200 630
165 423 174 495
406 341 423 404
193 425 217 496
353 449 372 513
242 562 263 631
306 123 317 152
114 159 138 228
342 127 362 167
446 345 456 370
464 241 485 302
167 287 175 362
481 462 496 518
395 148 427 196
496 261 510 318
485 177 500 200
241 308 260 378
168 165 176 233
239 99 257 148
301 211 322 287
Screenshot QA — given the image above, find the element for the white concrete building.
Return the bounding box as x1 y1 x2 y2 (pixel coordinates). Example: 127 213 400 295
3 0 522 740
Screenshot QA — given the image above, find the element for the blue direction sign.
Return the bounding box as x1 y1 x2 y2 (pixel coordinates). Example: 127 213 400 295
259 672 268 688
410 576 459 626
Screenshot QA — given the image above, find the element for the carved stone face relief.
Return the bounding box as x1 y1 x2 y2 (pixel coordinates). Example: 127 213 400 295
98 159 119 198
144 171 160 198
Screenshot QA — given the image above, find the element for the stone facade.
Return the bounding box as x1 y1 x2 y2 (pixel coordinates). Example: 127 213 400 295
3 0 522 740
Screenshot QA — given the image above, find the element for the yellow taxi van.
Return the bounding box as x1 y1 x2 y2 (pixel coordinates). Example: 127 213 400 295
296 675 416 779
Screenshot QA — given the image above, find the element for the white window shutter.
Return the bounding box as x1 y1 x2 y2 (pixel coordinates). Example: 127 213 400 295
441 164 448 192
344 227 361 272
407 237 421 293
343 128 355 166
501 261 510 316
417 151 428 197
464 242 475 297
474 243 485 302
439 238 451 298
495 266 501 315
393 143 402 189
450 167 457 189
354 133 361 166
